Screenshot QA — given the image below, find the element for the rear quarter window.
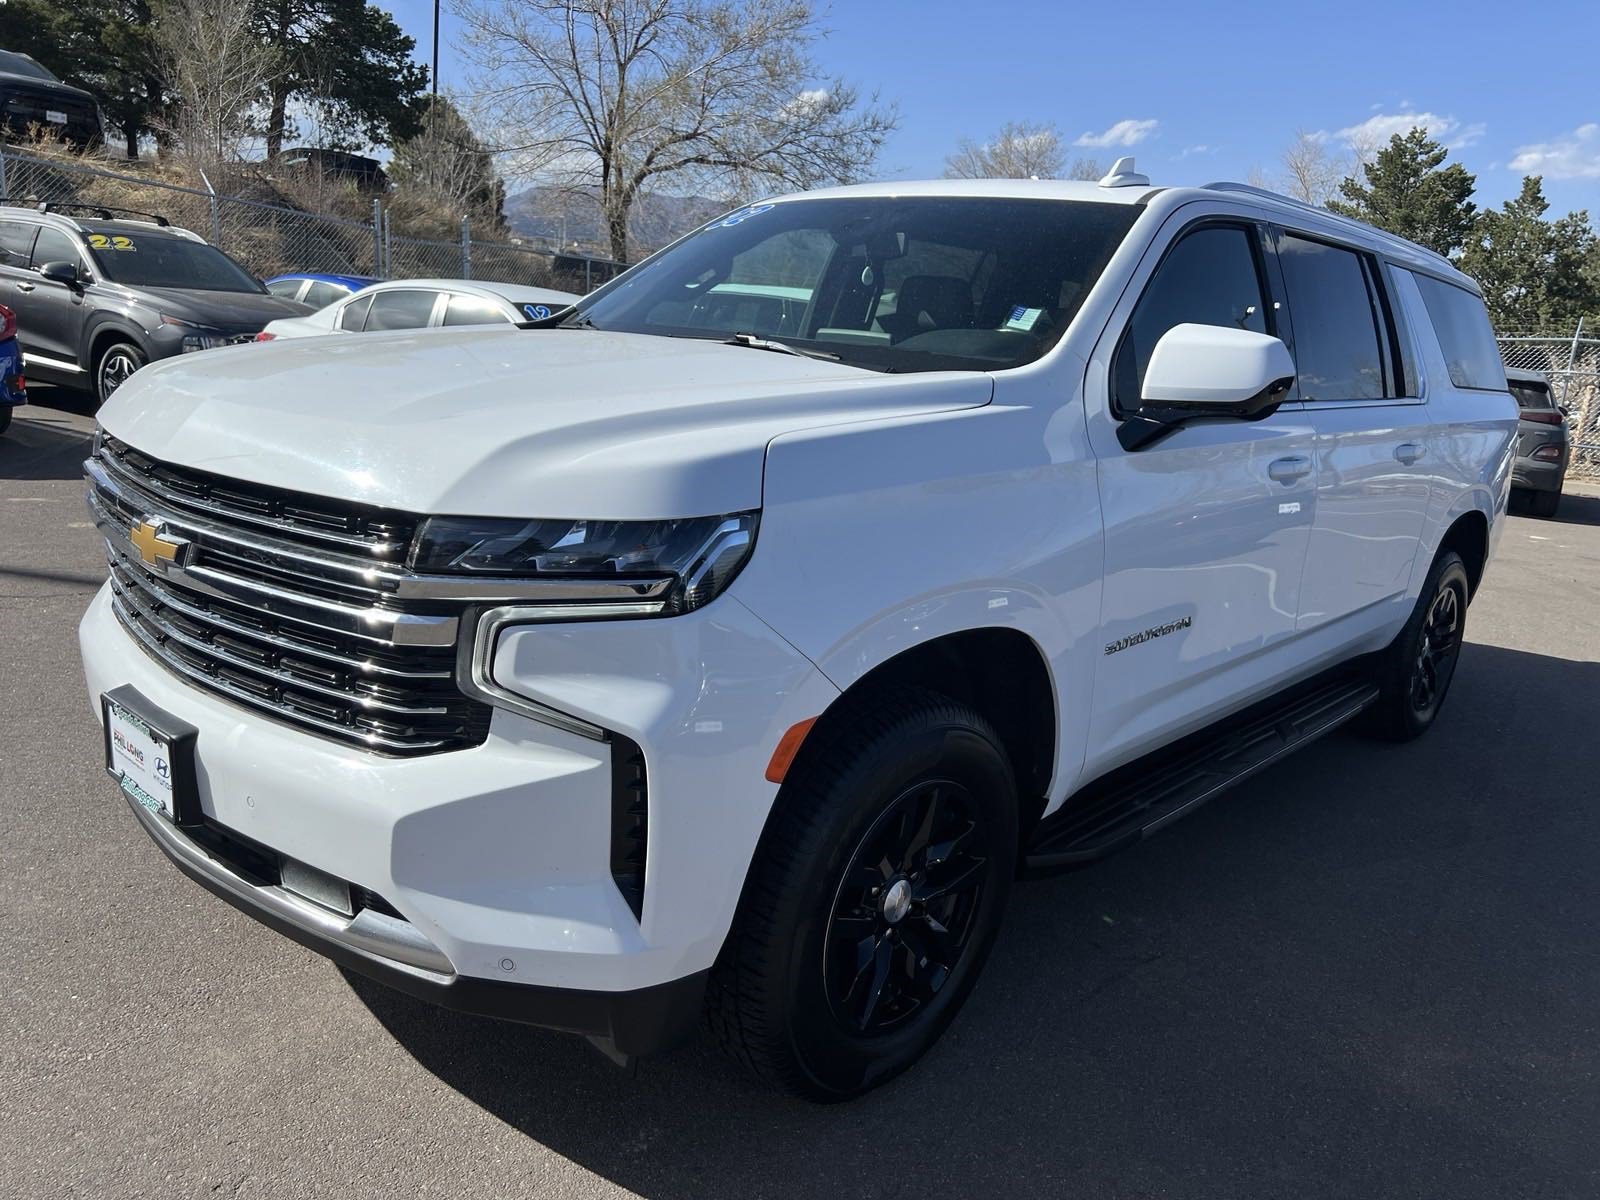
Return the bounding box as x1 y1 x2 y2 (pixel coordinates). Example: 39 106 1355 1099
1412 273 1505 391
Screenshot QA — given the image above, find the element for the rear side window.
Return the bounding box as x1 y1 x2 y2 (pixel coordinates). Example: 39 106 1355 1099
1413 274 1505 390
337 294 374 331
1276 234 1388 401
0 220 35 268
1112 224 1268 414
364 289 439 331
1508 379 1553 409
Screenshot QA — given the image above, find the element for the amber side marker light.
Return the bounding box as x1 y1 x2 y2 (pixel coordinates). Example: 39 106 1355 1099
765 717 818 784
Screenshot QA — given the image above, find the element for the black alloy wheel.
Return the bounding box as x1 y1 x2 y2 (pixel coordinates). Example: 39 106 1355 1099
823 778 991 1035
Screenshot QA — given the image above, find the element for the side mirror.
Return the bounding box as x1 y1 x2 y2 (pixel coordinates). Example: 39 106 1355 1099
1120 324 1296 450
38 261 81 288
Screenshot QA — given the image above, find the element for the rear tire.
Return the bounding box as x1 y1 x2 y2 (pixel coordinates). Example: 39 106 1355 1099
1365 550 1470 742
707 685 1018 1101
0 406 10 437
96 342 147 407
1528 488 1562 518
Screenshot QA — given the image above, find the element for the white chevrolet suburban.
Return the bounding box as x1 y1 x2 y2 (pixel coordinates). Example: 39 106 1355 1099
80 161 1517 1100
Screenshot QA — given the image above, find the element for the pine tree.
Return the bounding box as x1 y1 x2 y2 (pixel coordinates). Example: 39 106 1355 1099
1329 129 1477 257
1459 176 1599 330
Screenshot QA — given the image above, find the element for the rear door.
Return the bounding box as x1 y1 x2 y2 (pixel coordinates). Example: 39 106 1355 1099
1084 210 1318 773
1276 230 1432 640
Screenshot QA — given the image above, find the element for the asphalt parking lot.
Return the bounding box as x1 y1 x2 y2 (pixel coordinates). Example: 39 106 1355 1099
4 391 1600 1199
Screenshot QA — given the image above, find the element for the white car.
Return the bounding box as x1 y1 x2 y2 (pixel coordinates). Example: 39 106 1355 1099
80 160 1516 1101
255 278 579 340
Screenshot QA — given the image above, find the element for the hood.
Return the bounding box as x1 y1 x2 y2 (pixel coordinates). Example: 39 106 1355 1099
134 287 313 331
0 74 99 106
99 326 993 519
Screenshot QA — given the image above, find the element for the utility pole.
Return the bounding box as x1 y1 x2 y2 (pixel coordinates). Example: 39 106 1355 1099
432 0 440 95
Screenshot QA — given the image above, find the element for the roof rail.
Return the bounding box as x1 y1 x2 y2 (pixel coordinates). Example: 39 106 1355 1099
1199 181 1454 268
0 198 172 228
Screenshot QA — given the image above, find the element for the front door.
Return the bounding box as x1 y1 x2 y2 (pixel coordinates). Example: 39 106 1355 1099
23 224 91 369
1083 213 1318 776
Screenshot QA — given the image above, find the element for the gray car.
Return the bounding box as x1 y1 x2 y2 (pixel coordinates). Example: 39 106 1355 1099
1507 366 1571 517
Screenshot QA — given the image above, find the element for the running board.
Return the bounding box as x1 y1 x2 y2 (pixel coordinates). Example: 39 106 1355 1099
1024 678 1380 877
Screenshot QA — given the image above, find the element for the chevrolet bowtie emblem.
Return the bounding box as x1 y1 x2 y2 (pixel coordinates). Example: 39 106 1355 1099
130 519 184 570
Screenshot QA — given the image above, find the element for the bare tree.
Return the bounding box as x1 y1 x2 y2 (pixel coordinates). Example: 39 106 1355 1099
945 121 1064 179
455 0 898 263
152 0 279 165
1281 129 1347 206
1066 156 1103 181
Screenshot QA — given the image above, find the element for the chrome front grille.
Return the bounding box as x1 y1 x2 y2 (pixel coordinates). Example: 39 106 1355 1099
87 436 491 756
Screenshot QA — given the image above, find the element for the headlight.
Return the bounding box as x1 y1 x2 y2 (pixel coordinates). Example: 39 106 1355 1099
162 315 229 353
411 512 758 615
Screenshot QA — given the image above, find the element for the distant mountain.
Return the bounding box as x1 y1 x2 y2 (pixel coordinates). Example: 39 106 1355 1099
504 186 728 259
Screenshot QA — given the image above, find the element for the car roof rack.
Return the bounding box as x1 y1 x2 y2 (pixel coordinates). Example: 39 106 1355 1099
0 198 171 227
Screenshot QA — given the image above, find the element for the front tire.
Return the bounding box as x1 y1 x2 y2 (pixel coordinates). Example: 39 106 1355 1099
96 342 147 407
707 686 1018 1101
0 406 11 437
1366 549 1470 742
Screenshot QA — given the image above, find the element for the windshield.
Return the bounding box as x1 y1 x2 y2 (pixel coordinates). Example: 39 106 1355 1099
566 196 1140 373
86 232 265 293
0 51 57 82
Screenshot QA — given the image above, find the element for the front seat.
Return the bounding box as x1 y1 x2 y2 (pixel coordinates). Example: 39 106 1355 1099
882 275 974 341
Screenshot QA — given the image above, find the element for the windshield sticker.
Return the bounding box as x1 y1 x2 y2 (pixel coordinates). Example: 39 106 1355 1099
709 203 775 229
1003 305 1043 332
87 234 136 252
523 304 552 320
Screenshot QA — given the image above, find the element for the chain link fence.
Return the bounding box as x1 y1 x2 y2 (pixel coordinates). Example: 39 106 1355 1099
1498 324 1600 480
0 147 620 294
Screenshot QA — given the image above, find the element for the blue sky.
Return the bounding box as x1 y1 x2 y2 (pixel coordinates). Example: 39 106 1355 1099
379 0 1600 216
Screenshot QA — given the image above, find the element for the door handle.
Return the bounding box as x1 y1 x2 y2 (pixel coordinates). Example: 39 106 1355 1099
1394 443 1424 465
15 282 34 292
1267 455 1312 484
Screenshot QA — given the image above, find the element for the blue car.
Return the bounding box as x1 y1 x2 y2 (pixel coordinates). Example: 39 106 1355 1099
263 272 383 310
0 302 24 437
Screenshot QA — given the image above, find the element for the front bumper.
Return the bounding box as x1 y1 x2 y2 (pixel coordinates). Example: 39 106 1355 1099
80 582 838 1046
123 782 706 1053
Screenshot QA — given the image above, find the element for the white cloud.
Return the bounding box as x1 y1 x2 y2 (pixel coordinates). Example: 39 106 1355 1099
1336 111 1458 147
1075 119 1158 148
1509 123 1600 180
1449 122 1487 150
1177 144 1212 159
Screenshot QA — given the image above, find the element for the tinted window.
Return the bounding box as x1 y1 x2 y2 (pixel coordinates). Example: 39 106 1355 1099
1277 234 1386 401
266 278 304 299
85 231 263 293
337 294 374 331
364 289 439 331
1508 379 1553 409
442 294 508 326
302 281 345 309
30 227 80 270
0 220 36 268
1113 224 1267 412
569 197 1139 373
1413 274 1506 390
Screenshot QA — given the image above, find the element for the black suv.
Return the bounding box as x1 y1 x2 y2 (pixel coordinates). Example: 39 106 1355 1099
0 203 311 404
0 50 103 148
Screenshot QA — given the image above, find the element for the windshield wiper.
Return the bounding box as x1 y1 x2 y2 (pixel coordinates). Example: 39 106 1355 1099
724 332 841 362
